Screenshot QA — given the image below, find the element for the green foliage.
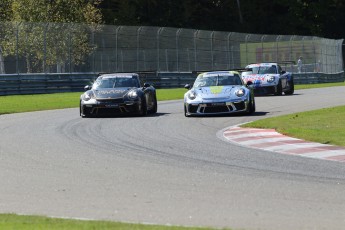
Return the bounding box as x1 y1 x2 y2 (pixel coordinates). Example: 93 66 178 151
99 0 345 39
0 0 13 21
0 0 103 73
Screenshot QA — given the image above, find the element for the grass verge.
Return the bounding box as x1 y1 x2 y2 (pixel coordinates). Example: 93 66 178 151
0 214 220 230
240 82 345 147
0 88 187 115
241 105 345 147
0 82 344 115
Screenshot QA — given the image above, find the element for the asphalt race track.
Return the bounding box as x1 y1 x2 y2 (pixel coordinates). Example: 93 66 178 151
1 86 345 230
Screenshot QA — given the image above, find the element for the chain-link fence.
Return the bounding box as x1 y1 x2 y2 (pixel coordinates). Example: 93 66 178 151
0 22 343 74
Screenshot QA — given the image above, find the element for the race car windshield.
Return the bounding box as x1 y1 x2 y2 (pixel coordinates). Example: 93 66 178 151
194 74 242 87
93 77 140 89
252 66 277 74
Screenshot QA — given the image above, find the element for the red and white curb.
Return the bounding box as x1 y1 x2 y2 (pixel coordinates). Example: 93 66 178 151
222 126 345 163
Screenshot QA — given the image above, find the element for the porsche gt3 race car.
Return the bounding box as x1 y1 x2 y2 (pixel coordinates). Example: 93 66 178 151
184 71 255 117
241 63 294 96
80 73 157 117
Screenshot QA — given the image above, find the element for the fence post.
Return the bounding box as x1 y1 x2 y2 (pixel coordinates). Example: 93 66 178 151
115 26 121 72
157 27 164 72
16 22 20 74
261 35 267 62
137 27 143 71
176 28 182 72
227 32 233 69
43 23 48 73
276 35 282 63
211 31 214 70
194 30 199 71
245 34 250 65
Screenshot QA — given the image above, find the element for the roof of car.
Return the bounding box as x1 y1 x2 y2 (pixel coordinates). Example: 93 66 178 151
98 73 139 78
198 70 240 77
246 63 278 67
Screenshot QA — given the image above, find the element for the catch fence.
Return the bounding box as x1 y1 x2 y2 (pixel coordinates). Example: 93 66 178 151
0 22 343 75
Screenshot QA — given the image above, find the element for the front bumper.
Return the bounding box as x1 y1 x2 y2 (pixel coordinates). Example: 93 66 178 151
185 99 249 116
81 98 143 116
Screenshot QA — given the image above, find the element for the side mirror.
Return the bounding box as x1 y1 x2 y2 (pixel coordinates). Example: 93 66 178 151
143 82 151 88
84 85 91 91
281 70 286 74
184 84 192 90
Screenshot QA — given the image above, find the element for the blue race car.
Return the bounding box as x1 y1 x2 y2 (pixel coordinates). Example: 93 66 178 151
184 71 255 117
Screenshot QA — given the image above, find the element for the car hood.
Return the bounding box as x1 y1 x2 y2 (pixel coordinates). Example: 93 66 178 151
92 88 132 99
193 85 243 99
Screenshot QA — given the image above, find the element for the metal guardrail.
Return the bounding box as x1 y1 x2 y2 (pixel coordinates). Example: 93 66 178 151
0 73 97 95
293 72 345 84
0 72 344 96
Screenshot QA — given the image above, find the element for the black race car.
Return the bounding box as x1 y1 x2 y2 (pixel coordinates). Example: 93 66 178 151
80 73 157 117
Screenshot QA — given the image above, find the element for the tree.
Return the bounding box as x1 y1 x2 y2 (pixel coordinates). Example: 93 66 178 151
100 0 345 39
0 0 103 73
0 0 13 73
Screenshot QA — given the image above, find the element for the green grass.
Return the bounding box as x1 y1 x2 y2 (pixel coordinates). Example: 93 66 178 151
241 105 345 147
156 88 187 101
0 92 81 114
240 81 345 147
0 88 187 115
0 214 220 230
1 82 344 115
294 81 345 90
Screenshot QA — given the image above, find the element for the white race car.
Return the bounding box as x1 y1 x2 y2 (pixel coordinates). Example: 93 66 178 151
242 63 294 95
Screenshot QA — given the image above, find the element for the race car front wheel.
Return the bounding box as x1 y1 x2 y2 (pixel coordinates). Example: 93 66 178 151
274 80 283 96
246 96 256 114
139 97 148 116
285 79 294 95
148 95 157 114
184 105 190 117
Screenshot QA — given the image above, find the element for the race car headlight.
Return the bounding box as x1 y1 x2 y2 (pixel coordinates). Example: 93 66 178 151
188 91 197 100
82 91 94 101
127 90 138 99
267 76 275 83
235 88 245 97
